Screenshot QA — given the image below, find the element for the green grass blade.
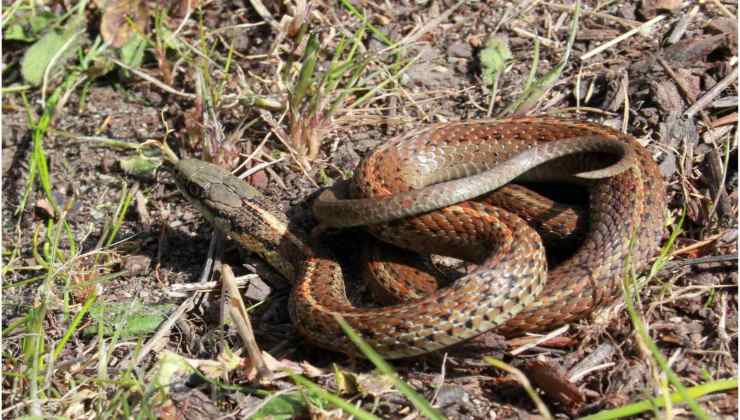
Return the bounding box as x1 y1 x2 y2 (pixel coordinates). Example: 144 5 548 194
337 0 393 46
504 1 580 115
579 378 736 420
17 70 83 215
333 315 446 420
104 182 134 247
289 373 382 420
484 357 553 419
291 33 320 112
52 292 97 361
623 264 711 418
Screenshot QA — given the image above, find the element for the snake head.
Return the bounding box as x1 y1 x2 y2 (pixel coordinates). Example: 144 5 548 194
173 159 268 230
174 159 263 206
173 158 307 281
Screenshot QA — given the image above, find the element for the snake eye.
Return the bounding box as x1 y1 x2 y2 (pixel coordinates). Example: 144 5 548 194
185 181 205 198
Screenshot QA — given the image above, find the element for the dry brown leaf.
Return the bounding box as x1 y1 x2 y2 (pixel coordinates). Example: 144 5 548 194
100 0 148 48
525 358 585 410
639 0 681 18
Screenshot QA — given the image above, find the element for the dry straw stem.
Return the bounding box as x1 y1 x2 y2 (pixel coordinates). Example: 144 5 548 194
542 2 642 28
685 66 738 119
111 58 196 99
168 274 259 295
123 295 197 369
509 325 568 356
222 264 272 381
580 14 666 61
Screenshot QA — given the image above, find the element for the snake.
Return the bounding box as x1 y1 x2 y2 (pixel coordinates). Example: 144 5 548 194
173 117 666 359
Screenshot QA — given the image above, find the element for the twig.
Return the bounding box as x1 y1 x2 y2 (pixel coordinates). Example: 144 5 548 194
666 232 725 258
510 325 569 356
707 0 736 18
567 342 616 381
197 231 223 284
248 0 280 30
570 362 615 383
580 14 666 61
259 110 318 187
429 353 448 406
485 357 554 419
168 274 259 295
111 58 196 99
711 112 738 128
172 0 194 37
221 264 272 381
657 57 713 128
663 254 737 269
124 295 197 369
542 2 642 29
666 5 699 45
509 26 558 49
685 66 738 119
385 0 465 52
240 157 287 180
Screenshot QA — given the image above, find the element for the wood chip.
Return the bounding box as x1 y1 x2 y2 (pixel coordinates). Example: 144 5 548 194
525 358 585 409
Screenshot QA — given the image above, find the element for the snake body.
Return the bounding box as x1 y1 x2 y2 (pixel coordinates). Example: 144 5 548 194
175 117 666 359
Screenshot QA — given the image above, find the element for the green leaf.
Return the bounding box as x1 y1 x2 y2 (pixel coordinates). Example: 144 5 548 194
29 12 58 34
20 14 83 86
153 351 196 392
333 315 446 420
119 155 162 176
119 31 147 68
480 36 512 86
252 391 308 420
21 31 67 85
84 301 174 338
5 24 32 42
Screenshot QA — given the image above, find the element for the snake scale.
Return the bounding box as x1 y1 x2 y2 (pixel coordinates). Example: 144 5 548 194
174 117 666 359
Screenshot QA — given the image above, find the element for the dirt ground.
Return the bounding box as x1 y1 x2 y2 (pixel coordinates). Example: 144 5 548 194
2 0 738 418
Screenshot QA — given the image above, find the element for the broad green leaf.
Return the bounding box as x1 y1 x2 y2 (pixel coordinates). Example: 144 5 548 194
119 155 162 176
29 12 59 34
119 31 147 68
21 31 68 85
5 24 32 42
20 15 83 86
84 301 174 338
252 392 307 420
480 36 512 86
100 0 148 48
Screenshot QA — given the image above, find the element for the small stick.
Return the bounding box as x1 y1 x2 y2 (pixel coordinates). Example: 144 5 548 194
111 58 196 99
124 295 197 369
685 66 738 119
221 264 272 381
510 26 558 49
168 274 259 295
510 325 569 356
657 57 712 128
580 14 666 61
542 2 642 28
664 254 737 269
666 232 725 258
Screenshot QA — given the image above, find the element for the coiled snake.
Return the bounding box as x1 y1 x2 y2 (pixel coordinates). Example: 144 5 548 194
174 117 666 359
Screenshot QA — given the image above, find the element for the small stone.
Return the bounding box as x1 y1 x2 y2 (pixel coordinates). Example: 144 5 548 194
436 384 470 407
34 198 55 220
125 255 151 275
448 42 472 59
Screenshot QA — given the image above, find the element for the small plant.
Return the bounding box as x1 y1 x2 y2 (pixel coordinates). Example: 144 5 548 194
285 29 371 166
